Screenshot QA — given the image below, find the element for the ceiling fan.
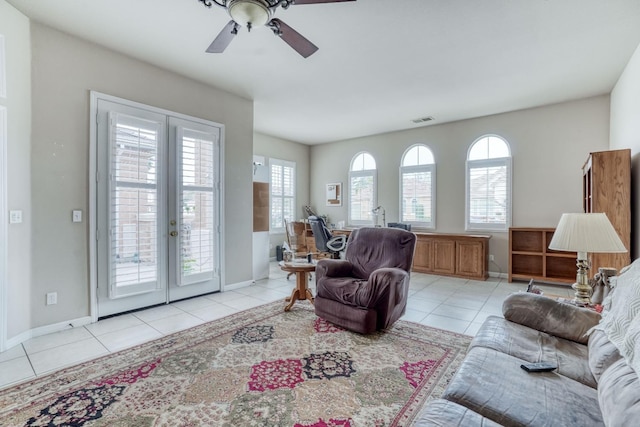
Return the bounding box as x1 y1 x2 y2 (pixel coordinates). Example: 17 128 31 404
198 0 356 58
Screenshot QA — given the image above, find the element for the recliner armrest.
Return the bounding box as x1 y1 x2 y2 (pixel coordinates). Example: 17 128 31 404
502 293 601 344
316 259 354 279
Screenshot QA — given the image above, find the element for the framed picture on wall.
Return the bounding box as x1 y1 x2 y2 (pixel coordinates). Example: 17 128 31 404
326 182 342 206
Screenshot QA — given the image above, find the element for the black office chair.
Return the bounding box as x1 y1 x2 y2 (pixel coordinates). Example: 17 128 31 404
308 216 347 259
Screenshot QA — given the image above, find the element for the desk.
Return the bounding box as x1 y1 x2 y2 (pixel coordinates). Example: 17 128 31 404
279 261 316 311
331 229 353 237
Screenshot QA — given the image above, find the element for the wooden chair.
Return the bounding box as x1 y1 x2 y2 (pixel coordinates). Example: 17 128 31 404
284 220 312 280
285 220 308 253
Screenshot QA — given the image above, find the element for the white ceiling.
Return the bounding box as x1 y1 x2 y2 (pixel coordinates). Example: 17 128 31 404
7 0 640 144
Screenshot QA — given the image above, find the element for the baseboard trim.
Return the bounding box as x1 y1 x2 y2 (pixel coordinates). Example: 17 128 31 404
222 280 254 292
489 271 508 279
5 315 93 351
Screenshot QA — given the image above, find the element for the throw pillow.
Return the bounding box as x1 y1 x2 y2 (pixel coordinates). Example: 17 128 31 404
622 312 640 374
596 258 640 372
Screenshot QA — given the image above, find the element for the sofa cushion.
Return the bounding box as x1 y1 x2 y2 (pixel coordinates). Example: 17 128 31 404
598 358 640 426
587 329 623 382
471 316 596 388
413 399 504 427
442 347 604 427
502 293 601 344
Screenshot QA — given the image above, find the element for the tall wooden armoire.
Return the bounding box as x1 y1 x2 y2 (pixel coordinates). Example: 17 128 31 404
582 149 631 274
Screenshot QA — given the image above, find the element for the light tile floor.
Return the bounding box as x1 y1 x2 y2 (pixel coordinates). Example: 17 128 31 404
0 262 572 390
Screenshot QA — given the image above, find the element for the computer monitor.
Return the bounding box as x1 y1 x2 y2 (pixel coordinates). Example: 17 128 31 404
388 222 411 231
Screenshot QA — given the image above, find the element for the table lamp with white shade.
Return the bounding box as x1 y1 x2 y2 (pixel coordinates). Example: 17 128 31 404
548 213 627 305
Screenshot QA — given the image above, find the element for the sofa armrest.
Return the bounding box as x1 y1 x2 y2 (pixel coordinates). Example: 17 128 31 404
502 293 601 344
315 259 354 280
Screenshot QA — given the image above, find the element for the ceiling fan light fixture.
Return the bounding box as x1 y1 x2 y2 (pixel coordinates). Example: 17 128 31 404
228 0 272 29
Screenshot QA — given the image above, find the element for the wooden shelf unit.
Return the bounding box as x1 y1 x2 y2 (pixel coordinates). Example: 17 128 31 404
509 227 576 284
582 149 631 274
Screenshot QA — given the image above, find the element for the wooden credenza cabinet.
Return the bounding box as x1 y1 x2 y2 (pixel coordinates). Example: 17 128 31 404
412 233 491 280
583 149 631 274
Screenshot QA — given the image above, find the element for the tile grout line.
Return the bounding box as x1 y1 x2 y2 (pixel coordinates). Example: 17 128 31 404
22 343 37 379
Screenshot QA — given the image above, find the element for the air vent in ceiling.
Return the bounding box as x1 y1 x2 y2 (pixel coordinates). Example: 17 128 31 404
411 116 435 124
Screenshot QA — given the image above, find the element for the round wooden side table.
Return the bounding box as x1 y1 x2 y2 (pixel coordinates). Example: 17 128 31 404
279 261 316 311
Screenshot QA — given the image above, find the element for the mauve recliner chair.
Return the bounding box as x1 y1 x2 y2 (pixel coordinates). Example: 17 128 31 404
314 227 416 334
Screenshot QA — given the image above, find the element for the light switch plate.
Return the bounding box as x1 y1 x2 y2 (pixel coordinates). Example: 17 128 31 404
9 210 22 224
72 210 82 223
46 292 57 305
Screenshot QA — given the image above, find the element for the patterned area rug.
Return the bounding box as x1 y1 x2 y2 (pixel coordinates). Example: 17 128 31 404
0 300 471 426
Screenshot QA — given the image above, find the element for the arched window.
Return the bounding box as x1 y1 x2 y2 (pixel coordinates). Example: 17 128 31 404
466 135 512 231
400 144 435 228
348 152 377 226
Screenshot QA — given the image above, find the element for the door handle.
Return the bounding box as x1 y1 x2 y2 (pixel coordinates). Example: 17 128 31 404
170 231 178 237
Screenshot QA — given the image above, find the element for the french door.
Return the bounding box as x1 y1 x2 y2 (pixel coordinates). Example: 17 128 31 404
95 97 221 318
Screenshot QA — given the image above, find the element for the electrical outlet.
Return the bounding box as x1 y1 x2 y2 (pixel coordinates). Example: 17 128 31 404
46 292 57 305
489 254 495 262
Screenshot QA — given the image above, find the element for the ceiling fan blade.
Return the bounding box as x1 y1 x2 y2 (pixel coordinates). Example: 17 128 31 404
292 0 356 4
206 20 239 53
268 18 318 58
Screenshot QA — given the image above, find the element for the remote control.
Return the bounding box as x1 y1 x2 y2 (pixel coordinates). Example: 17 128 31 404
520 362 557 372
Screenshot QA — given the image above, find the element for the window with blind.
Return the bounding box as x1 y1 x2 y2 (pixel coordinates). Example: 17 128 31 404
465 135 512 231
270 159 295 233
349 152 377 226
400 144 435 228
109 112 162 296
178 126 216 285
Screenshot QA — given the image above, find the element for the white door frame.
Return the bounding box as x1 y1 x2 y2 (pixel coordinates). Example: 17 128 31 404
0 106 7 351
89 92 225 321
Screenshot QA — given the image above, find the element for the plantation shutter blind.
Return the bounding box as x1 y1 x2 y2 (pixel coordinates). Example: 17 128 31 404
270 159 295 232
178 126 216 286
349 172 375 222
108 112 162 298
401 166 434 224
467 158 509 230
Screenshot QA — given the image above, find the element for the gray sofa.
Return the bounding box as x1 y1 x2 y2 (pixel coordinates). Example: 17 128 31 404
414 261 640 426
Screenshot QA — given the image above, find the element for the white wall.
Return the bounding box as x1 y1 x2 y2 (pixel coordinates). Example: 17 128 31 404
610 42 640 259
28 23 253 328
0 0 32 341
310 96 611 274
253 132 310 257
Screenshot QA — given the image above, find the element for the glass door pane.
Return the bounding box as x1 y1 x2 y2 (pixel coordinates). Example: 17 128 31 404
96 99 168 318
109 113 162 298
179 127 216 285
168 118 220 301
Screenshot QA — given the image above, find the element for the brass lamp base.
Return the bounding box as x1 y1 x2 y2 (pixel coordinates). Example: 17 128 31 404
571 258 591 306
